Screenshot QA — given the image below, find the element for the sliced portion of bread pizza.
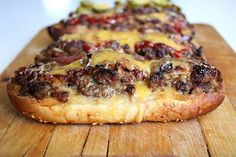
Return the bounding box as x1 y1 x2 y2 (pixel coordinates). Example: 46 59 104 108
36 30 203 65
48 0 194 42
7 48 224 124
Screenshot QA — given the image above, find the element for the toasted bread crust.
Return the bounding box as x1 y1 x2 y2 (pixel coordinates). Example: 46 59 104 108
7 83 225 124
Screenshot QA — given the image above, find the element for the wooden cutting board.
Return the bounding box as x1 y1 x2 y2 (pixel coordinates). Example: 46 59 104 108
0 24 236 157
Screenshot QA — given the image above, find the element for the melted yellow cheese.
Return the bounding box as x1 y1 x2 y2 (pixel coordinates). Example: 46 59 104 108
134 81 151 102
62 30 182 50
62 30 140 47
91 50 155 72
133 81 152 122
143 34 182 50
49 50 156 75
49 50 189 77
49 60 83 75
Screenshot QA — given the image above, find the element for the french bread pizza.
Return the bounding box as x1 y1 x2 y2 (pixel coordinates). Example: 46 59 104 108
8 47 224 124
35 30 203 65
48 0 194 42
7 0 225 124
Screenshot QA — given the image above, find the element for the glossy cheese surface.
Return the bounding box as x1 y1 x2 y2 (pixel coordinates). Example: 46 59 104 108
62 29 183 50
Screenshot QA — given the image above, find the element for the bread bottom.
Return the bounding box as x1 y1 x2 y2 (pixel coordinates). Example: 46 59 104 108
7 84 224 124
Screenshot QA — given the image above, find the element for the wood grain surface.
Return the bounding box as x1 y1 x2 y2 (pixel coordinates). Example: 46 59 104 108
0 24 235 157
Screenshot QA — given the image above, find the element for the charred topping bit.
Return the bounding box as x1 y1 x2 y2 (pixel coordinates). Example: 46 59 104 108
192 46 203 57
92 65 118 85
114 62 120 71
174 80 191 94
160 62 173 73
174 65 186 72
11 63 54 100
123 44 131 54
153 43 175 58
134 41 177 60
126 84 135 95
189 63 223 94
190 64 217 83
149 62 173 88
21 81 51 100
51 91 69 103
63 40 85 54
135 40 153 57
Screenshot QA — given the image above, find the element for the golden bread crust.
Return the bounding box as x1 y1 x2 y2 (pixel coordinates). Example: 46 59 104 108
7 83 225 124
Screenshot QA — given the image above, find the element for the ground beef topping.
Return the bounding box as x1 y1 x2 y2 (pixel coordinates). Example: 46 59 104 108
149 62 173 88
12 60 148 102
134 40 197 60
64 63 145 98
51 90 69 103
149 59 223 94
12 56 223 102
190 64 217 83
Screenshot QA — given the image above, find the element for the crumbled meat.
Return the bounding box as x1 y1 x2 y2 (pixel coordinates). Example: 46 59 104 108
149 71 165 88
149 63 173 88
174 65 186 72
135 41 153 56
120 72 133 83
135 41 175 60
92 65 118 85
35 40 87 65
153 43 174 59
174 80 191 94
65 64 139 97
160 63 173 73
51 91 69 102
126 84 135 95
192 46 203 57
132 68 146 80
63 40 85 54
191 64 216 83
123 44 131 54
149 58 223 94
25 81 51 100
114 62 120 71
66 68 92 87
